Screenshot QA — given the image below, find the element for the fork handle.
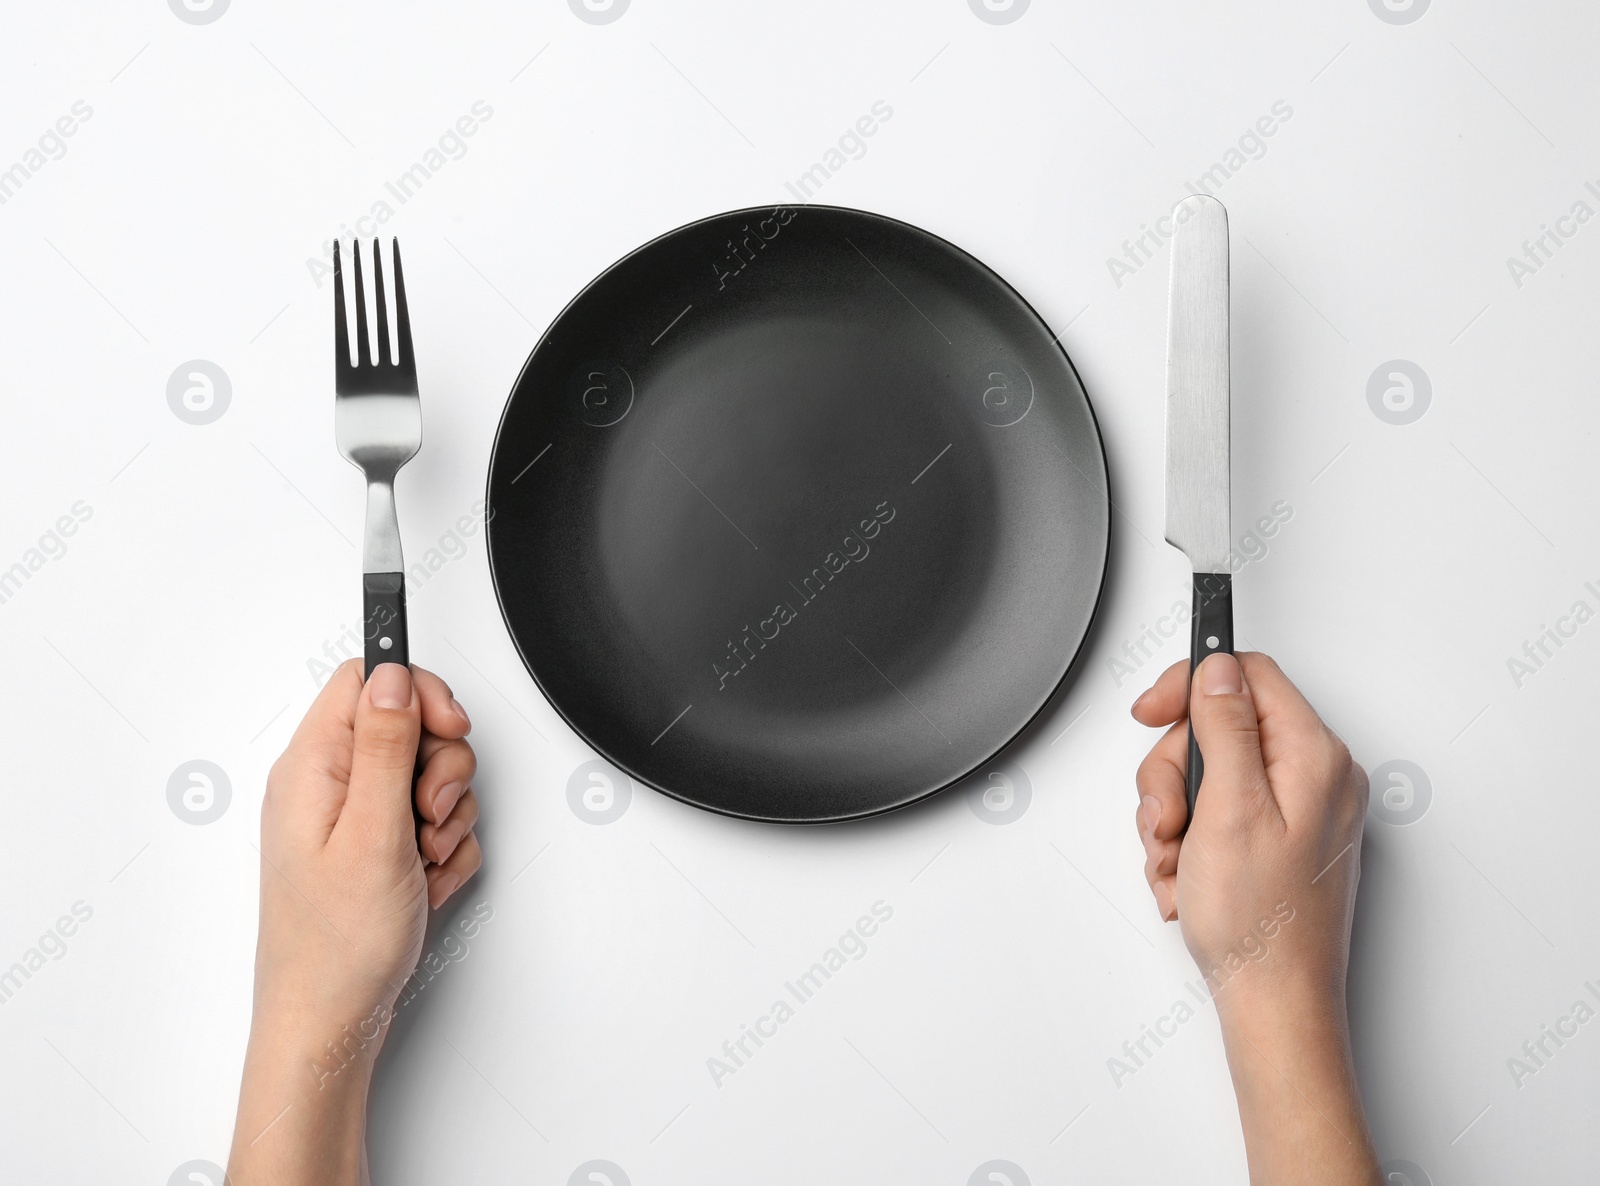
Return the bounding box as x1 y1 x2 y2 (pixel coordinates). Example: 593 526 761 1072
363 571 409 677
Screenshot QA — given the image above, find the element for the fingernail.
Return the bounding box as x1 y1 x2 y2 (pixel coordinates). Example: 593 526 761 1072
431 872 460 908
369 663 411 709
432 821 465 863
1140 796 1160 836
1153 881 1175 921
434 781 464 821
450 697 471 729
1200 653 1242 696
1130 689 1150 716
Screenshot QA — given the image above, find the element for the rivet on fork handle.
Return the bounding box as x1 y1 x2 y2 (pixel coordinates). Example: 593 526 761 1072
364 572 409 676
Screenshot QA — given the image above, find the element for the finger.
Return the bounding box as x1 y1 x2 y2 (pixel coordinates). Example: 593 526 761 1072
264 659 367 834
1151 876 1178 922
1131 659 1193 728
416 738 476 824
1135 804 1182 877
1239 651 1342 730
338 662 422 845
1235 653 1355 820
1135 720 1191 841
418 731 461 765
421 788 479 865
411 665 472 740
275 659 365 786
1349 759 1370 810
1234 653 1325 746
1147 839 1180 879
427 831 483 910
1188 653 1280 826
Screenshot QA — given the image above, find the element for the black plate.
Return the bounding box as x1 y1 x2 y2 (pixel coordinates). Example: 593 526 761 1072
487 205 1109 823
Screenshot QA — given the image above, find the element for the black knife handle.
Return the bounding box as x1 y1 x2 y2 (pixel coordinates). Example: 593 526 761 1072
363 571 409 678
1185 571 1234 822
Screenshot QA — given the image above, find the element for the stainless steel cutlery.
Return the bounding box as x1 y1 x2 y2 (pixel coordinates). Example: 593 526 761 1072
334 238 421 678
1164 195 1233 816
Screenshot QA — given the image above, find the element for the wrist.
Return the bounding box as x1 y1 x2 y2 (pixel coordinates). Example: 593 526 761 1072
1212 964 1347 1043
1210 971 1381 1184
229 999 381 1185
251 945 405 1037
248 992 395 1094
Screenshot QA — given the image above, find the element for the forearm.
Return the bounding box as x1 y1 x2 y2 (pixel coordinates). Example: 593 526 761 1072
1217 983 1381 1186
227 1004 377 1186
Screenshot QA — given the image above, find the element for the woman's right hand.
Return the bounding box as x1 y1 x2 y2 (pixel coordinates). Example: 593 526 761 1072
1131 651 1368 1003
1131 651 1382 1184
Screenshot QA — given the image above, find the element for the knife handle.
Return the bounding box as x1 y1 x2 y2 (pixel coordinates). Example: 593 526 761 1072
363 571 409 678
1185 572 1234 821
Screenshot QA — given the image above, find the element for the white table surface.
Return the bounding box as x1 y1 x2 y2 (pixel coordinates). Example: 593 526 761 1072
2 2 1596 1182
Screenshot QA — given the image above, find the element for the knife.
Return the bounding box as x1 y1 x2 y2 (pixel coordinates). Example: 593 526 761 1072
1164 195 1232 819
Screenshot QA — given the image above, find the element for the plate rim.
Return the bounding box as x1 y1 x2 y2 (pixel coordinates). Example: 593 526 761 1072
485 202 1113 824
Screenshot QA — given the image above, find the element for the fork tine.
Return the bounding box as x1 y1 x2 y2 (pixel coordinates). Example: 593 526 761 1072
372 238 393 367
333 239 348 370
352 239 372 367
392 239 415 376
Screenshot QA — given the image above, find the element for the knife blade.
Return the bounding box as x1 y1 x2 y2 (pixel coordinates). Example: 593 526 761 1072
1163 194 1232 819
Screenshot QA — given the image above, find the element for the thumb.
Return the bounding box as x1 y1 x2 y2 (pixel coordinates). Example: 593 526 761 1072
1188 653 1276 824
341 662 421 843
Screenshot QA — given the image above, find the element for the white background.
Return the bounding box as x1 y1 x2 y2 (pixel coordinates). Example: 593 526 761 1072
2 1 1596 1183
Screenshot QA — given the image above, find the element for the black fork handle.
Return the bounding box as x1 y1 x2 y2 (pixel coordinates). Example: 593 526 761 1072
363 572 409 678
363 571 424 837
1185 572 1233 822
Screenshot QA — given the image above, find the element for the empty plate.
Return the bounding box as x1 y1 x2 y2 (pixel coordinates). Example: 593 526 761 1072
487 205 1109 822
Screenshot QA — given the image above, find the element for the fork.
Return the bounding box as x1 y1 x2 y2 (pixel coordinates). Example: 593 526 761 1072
334 238 422 679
